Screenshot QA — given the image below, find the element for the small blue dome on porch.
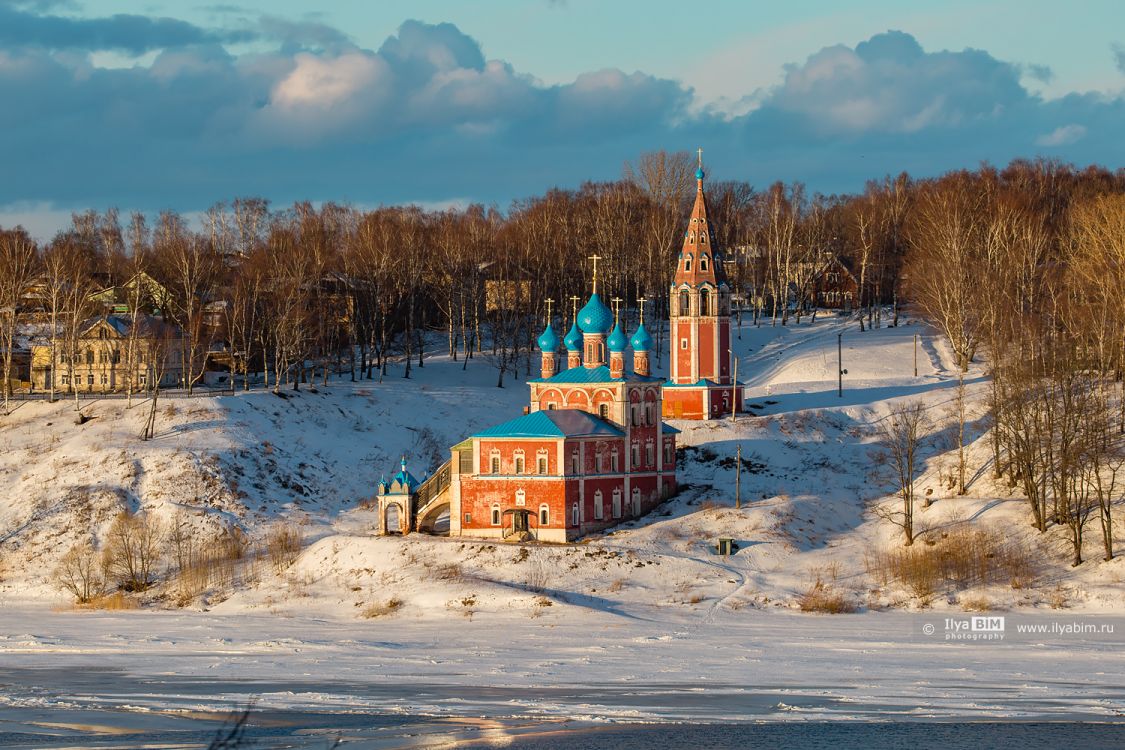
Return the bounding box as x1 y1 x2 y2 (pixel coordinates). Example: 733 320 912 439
577 292 613 334
381 456 420 496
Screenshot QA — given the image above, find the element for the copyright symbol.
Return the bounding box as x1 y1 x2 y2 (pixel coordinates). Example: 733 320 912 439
922 623 935 635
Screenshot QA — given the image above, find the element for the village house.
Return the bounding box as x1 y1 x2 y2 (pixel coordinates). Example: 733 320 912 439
810 255 860 310
30 315 183 393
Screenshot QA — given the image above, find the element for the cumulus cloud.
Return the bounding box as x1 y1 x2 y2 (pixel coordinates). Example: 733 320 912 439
0 14 1121 232
763 30 1026 134
739 31 1124 190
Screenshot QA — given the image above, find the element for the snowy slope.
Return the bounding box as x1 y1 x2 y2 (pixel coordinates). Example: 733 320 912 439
0 314 1122 617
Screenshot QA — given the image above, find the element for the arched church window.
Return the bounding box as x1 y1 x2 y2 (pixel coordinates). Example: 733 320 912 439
612 489 622 518
684 255 692 272
700 255 709 270
679 290 690 316
491 504 501 525
700 288 711 316
540 505 550 525
594 489 604 520
599 403 609 421
571 502 580 526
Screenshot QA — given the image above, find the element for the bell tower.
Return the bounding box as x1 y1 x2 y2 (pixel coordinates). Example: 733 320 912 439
664 150 739 419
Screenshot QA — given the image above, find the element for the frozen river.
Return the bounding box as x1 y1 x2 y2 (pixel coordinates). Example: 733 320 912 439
1 607 1123 747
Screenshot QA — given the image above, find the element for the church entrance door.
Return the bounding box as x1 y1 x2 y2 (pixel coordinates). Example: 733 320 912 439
502 509 535 541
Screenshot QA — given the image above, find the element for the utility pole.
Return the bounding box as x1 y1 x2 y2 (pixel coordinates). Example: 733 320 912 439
735 443 742 509
837 332 847 398
730 353 738 423
913 332 918 378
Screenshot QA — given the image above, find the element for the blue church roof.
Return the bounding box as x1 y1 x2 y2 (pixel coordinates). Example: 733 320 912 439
537 322 559 352
629 321 652 352
563 320 583 351
577 292 613 334
474 409 625 439
607 321 628 353
381 457 421 495
529 365 663 384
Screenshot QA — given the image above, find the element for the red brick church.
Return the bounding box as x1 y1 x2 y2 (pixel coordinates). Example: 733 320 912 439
376 154 739 541
662 158 742 419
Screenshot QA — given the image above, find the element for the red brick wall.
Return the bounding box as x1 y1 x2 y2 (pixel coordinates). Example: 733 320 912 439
698 318 716 380
569 437 626 475
661 388 705 419
477 439 559 475
674 319 692 383
718 319 730 382
459 476 569 532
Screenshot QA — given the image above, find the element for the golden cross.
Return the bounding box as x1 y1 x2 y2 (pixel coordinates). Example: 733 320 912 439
588 254 602 294
545 297 554 325
637 295 647 324
697 147 703 168
611 296 623 324
570 295 580 322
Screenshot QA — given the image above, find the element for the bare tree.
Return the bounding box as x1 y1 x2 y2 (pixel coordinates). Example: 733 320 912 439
152 213 220 394
104 509 162 591
0 229 38 413
53 540 106 603
905 175 986 370
876 400 930 545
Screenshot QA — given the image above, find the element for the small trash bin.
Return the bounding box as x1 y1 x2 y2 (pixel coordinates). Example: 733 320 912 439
717 537 734 556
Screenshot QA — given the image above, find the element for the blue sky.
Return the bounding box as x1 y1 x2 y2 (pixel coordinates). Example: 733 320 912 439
1 0 1123 238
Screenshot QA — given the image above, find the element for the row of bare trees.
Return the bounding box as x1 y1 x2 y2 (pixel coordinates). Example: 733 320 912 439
904 164 1125 565
0 151 909 406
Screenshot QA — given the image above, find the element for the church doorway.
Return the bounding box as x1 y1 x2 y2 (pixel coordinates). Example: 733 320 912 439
384 503 402 535
502 509 535 542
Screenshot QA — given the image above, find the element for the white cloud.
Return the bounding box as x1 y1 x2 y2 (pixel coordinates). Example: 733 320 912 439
1035 124 1087 146
0 201 73 241
271 50 389 110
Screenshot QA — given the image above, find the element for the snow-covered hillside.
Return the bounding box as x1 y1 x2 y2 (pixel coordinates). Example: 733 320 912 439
0 313 1122 617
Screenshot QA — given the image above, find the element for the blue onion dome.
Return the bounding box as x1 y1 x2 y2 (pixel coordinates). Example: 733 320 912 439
607 321 628 353
577 292 614 334
630 321 653 352
696 167 705 180
564 320 583 351
537 322 559 352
